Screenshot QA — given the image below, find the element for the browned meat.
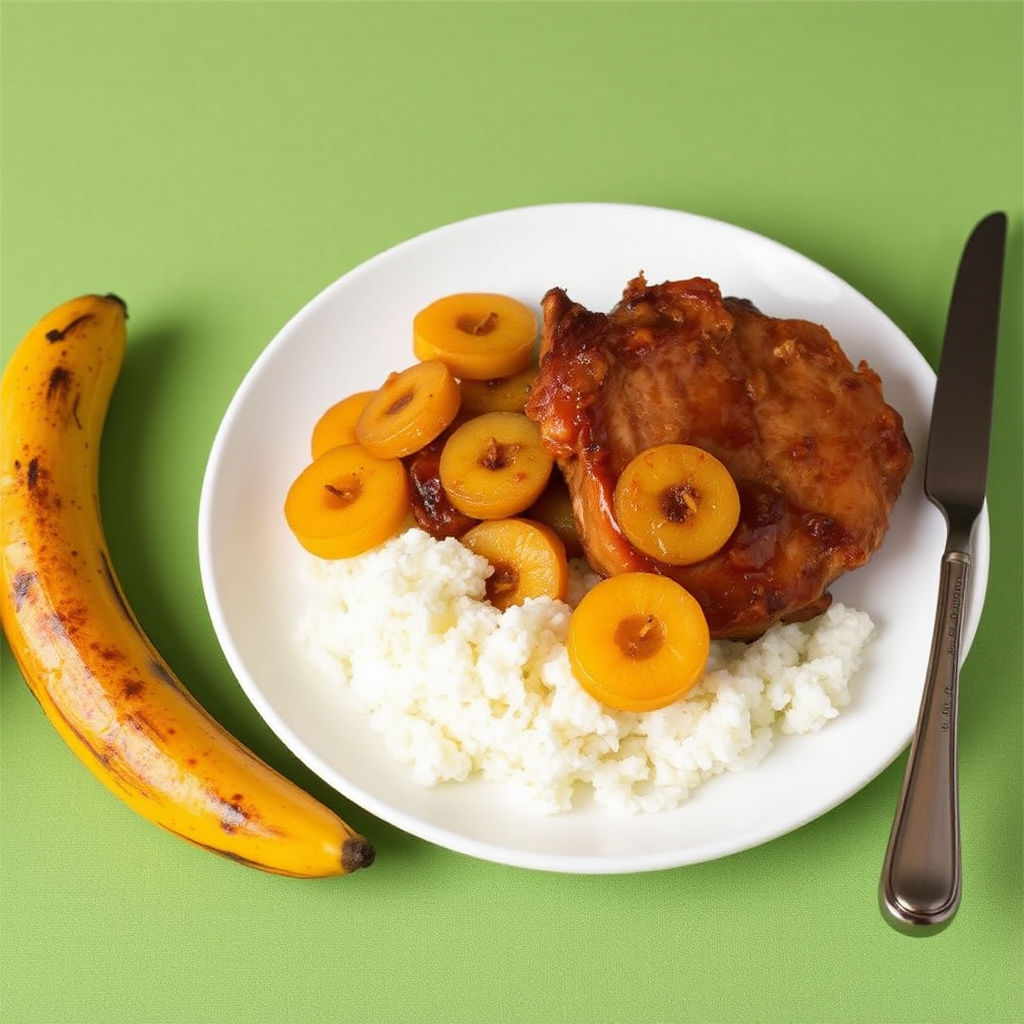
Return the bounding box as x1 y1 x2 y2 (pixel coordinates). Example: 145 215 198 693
404 437 478 540
524 274 914 639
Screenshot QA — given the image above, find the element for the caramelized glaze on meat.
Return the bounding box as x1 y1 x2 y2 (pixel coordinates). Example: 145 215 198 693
404 436 479 540
524 275 914 639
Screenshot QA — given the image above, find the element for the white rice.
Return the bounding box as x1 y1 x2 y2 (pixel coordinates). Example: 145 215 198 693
296 528 874 815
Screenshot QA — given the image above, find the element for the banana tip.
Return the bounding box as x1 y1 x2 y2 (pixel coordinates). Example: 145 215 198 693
102 293 129 318
342 836 376 873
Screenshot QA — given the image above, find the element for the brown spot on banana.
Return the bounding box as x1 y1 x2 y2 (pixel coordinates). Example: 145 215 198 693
43 365 83 428
147 658 177 687
44 612 70 642
46 366 73 403
125 708 170 744
21 457 60 512
49 597 91 642
217 798 250 834
90 641 127 663
12 571 36 611
45 314 94 343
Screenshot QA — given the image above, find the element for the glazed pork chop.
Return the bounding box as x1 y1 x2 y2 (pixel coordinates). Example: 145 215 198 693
524 274 914 639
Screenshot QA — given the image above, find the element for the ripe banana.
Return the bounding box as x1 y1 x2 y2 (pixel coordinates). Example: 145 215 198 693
1 294 375 877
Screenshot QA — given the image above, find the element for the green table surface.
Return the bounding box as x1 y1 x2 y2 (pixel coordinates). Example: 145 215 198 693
2 2 1021 1023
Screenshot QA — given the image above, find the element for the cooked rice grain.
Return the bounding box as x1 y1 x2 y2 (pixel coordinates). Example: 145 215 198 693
297 529 873 814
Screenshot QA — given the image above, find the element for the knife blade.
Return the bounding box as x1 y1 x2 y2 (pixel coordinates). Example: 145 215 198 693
880 211 1007 934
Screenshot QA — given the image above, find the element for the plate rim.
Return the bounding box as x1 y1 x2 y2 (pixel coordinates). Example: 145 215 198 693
197 201 990 873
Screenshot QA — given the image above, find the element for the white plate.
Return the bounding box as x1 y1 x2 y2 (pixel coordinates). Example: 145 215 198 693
198 203 988 874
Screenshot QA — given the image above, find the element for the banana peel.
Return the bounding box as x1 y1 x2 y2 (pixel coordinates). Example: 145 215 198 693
0 294 374 877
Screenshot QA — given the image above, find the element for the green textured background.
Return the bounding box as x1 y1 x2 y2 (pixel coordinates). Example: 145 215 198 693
1 3 1021 1023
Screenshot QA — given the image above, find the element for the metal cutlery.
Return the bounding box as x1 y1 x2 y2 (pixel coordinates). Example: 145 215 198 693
879 211 1008 934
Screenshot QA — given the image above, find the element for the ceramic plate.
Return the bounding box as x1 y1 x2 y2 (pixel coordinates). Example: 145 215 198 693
198 203 988 873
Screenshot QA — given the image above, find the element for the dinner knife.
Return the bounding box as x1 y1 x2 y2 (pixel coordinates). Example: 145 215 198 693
879 211 1008 934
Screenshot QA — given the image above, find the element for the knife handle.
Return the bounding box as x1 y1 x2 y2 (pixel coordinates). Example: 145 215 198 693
879 550 967 934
